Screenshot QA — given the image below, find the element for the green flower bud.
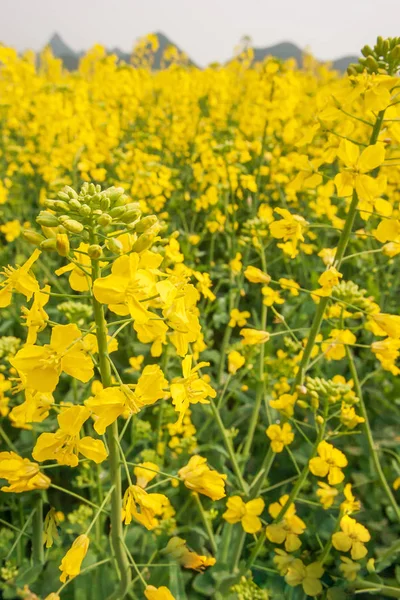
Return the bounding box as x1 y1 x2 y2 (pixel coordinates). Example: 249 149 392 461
40 238 57 251
88 183 96 195
57 191 70 202
43 199 57 209
121 209 141 224
106 237 124 254
36 211 59 227
135 215 158 233
100 196 111 211
63 219 84 234
65 186 78 199
98 213 112 226
108 187 125 203
88 244 103 258
79 204 91 217
53 200 71 212
114 193 129 207
361 45 374 57
22 229 45 246
69 199 82 210
109 205 127 219
131 232 154 253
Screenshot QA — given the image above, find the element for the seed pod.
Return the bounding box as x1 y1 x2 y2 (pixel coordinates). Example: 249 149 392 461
97 213 112 226
109 205 127 219
121 209 141 224
56 233 70 257
57 191 70 202
106 237 124 254
63 219 84 234
88 244 103 259
135 215 158 233
40 238 57 251
69 199 82 210
36 212 59 227
22 229 45 246
131 232 154 253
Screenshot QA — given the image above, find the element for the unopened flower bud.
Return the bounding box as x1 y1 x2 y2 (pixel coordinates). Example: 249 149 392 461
297 400 309 409
40 238 57 251
316 415 324 424
63 219 84 234
88 244 103 259
106 237 124 254
131 232 155 253
52 200 71 212
114 193 129 207
57 191 70 202
69 199 82 210
121 209 141 224
100 197 111 211
22 229 45 246
79 205 91 217
65 186 78 199
109 206 126 219
36 212 59 227
43 199 57 209
135 215 158 233
88 183 96 195
97 214 112 226
56 233 70 257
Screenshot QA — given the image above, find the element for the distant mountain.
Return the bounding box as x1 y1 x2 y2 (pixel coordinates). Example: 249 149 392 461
41 32 358 72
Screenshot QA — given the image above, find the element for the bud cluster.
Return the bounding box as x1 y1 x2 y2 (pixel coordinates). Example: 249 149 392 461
302 376 358 409
331 280 373 313
23 183 161 257
348 36 400 75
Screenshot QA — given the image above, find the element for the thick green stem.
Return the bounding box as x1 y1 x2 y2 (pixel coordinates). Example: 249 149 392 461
347 348 400 522
91 253 131 599
31 494 44 565
249 447 275 498
350 580 400 598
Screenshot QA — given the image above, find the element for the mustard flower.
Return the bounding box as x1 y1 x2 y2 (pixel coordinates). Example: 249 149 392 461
309 441 348 485
266 423 294 453
223 496 265 533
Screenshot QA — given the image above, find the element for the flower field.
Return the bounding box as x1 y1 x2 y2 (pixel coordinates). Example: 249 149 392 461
0 35 400 599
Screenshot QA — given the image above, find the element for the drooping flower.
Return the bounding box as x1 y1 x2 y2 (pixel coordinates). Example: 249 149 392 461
269 393 297 418
122 484 169 529
244 266 271 284
163 537 216 571
0 451 50 492
11 323 94 393
309 441 348 485
170 355 216 425
21 285 50 343
55 243 92 292
223 496 264 533
178 456 227 500
33 405 107 467
266 423 294 453
85 364 168 434
0 249 41 308
59 534 90 582
332 515 370 559
240 328 270 346
134 462 160 489
340 483 361 515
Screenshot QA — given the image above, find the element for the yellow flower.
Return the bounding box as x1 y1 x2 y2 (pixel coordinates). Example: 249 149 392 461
309 441 347 485
240 328 270 346
59 534 90 582
279 278 300 296
273 548 296 575
33 405 107 467
339 556 362 581
266 423 294 453
340 483 361 514
223 496 265 533
332 515 370 559
134 462 160 489
270 208 308 258
145 586 175 600
269 393 297 418
340 403 365 429
321 329 356 360
11 323 94 393
0 219 21 242
0 451 50 492
394 477 400 491
315 266 342 297
44 594 61 600
371 313 400 338
285 559 324 596
122 484 169 529
244 266 271 284
55 243 92 292
228 350 245 374
374 218 400 244
86 365 167 434
316 481 339 509
128 355 144 371
170 355 216 425
178 456 227 500
21 285 50 344
371 337 400 375
266 495 306 552
229 308 251 328
334 140 385 201
262 286 284 306
230 252 242 274
164 537 216 571
0 249 40 308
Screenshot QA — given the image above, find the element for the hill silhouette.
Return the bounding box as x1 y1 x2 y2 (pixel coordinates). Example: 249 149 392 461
44 32 358 71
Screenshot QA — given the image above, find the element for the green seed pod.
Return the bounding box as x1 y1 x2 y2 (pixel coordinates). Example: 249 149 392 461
100 196 111 211
121 209 141 224
53 200 71 212
109 205 127 219
106 237 124 254
79 204 91 217
97 213 112 226
69 199 82 210
131 232 154 253
36 211 60 227
40 238 57 251
22 229 45 246
57 191 70 202
63 219 84 234
88 244 103 259
136 215 158 233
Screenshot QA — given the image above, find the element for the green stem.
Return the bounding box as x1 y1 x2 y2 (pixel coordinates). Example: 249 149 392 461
249 447 275 498
31 494 44 565
350 580 400 598
91 248 131 599
347 347 400 523
193 493 217 554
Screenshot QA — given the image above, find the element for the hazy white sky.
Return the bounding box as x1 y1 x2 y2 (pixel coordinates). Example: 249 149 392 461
1 0 399 66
